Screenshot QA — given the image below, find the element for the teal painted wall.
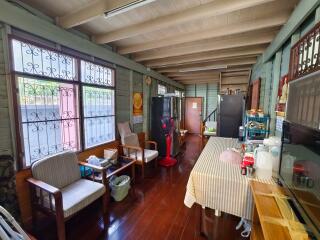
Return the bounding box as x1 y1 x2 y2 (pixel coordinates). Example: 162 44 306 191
185 83 218 120
0 24 12 156
116 66 131 125
250 7 319 134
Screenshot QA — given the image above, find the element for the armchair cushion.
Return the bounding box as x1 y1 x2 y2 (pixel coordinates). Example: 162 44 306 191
123 133 140 147
123 133 140 155
129 149 158 163
204 121 217 136
43 179 105 218
117 122 132 139
31 151 81 189
205 121 217 129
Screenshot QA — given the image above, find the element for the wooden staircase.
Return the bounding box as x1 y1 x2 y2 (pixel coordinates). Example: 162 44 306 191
201 108 217 137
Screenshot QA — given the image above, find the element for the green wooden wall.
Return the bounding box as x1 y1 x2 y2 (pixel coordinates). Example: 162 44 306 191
0 24 12 156
116 66 131 125
250 5 320 135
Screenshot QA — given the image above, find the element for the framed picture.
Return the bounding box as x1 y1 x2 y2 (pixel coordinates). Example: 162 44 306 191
133 92 143 124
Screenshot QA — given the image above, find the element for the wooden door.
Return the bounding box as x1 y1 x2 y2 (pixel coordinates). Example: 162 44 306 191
251 79 261 109
185 97 202 134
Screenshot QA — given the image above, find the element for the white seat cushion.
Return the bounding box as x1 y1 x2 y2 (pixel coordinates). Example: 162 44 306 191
204 121 217 136
203 130 217 136
44 179 105 218
129 149 158 163
205 121 217 129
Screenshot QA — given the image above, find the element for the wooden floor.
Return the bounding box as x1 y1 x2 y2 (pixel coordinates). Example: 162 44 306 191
33 135 247 240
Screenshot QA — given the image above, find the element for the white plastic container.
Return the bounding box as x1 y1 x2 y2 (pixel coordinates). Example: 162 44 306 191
263 136 282 172
255 151 273 180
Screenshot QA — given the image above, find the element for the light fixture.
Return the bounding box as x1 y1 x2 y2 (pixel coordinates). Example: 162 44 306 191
104 0 157 18
179 65 227 73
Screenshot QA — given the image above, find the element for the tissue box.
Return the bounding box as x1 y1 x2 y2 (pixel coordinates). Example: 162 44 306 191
104 149 118 165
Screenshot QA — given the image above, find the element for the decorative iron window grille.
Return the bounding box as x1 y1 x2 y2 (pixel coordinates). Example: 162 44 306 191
11 38 115 168
18 77 80 166
81 60 114 86
12 39 77 81
289 22 320 81
158 84 167 95
83 86 115 148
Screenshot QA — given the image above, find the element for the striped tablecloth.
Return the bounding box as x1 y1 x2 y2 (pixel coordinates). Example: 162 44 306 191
184 137 275 220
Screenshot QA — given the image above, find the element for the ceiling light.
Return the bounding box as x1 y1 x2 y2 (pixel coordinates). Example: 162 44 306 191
104 0 157 18
179 65 227 73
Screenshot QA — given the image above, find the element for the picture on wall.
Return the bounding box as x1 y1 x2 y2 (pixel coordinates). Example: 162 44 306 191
133 92 143 124
276 74 288 115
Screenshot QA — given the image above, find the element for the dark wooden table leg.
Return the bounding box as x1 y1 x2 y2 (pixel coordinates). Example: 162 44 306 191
131 164 136 198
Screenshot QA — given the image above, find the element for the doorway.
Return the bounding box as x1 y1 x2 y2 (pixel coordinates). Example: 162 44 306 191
184 97 203 134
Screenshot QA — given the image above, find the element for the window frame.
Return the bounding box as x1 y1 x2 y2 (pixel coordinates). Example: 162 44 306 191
157 84 167 96
175 90 181 98
8 35 116 169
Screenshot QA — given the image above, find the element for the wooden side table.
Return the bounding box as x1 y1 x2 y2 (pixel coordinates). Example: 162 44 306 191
80 156 136 203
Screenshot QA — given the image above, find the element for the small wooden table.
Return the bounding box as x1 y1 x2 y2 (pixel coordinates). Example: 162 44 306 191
94 157 136 184
82 157 136 202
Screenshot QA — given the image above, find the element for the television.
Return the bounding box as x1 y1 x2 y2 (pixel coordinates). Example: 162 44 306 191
280 121 320 238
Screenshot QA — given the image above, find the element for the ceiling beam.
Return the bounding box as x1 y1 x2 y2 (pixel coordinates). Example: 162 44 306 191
156 57 257 73
221 76 249 85
166 67 252 78
94 0 274 44
119 14 287 54
133 31 276 61
0 0 183 89
179 79 219 85
56 0 138 28
222 71 250 77
179 78 219 82
174 76 219 81
143 45 266 68
263 0 320 62
166 72 220 78
222 67 253 73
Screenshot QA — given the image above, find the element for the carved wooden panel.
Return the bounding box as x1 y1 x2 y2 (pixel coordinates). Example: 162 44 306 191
289 22 320 81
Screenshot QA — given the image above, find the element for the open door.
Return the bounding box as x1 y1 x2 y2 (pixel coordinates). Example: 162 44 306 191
184 97 202 134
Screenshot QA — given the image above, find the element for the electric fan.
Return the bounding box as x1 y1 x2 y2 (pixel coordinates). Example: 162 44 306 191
158 117 177 167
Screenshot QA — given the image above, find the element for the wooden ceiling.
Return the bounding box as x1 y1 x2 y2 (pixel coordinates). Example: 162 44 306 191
21 0 299 86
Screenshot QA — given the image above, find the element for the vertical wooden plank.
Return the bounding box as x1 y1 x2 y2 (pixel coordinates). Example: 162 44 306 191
269 50 282 134
263 61 273 114
129 70 133 126
143 75 150 138
0 23 14 157
196 84 207 120
115 66 131 125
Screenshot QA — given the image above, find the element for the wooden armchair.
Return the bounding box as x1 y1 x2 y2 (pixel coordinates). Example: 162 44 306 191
117 122 159 179
121 134 158 179
27 151 107 240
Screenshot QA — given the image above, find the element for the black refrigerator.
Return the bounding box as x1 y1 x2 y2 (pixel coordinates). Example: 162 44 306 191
217 95 245 138
151 97 180 157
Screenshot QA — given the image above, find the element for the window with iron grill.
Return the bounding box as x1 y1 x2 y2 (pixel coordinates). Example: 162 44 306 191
158 84 167 95
11 38 115 168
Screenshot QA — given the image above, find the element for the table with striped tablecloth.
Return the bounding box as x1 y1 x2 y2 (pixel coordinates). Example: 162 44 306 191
184 137 274 220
